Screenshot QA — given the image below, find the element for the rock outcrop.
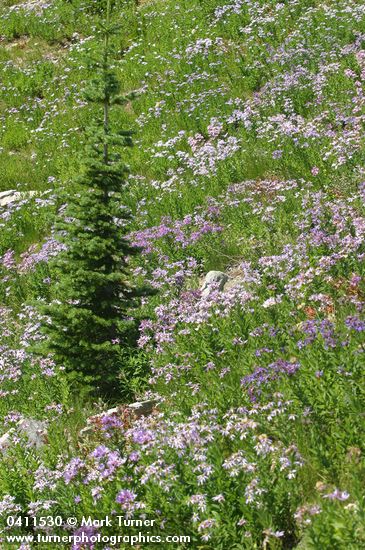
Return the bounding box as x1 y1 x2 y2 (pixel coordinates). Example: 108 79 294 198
0 190 36 208
80 399 158 438
200 270 228 297
18 418 48 449
0 417 48 454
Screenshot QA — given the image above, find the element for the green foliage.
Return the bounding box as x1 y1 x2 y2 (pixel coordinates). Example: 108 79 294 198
40 1 146 396
1 0 365 548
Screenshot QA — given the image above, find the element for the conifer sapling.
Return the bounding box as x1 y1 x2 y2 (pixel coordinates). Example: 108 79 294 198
41 0 143 395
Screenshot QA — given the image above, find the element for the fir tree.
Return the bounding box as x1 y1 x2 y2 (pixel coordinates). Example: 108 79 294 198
41 0 143 395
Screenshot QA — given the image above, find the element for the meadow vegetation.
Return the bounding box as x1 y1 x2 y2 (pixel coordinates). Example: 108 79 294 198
0 0 365 548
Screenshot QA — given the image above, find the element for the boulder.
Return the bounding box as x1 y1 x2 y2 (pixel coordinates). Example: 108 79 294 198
0 418 48 454
80 399 158 438
0 431 12 453
200 270 228 297
127 399 157 418
0 190 36 208
17 418 48 449
223 264 251 292
9 0 52 15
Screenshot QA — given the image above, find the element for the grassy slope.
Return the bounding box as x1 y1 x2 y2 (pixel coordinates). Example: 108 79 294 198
0 0 365 548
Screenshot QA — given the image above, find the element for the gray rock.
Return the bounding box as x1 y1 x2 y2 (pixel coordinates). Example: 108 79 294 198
78 425 94 438
9 0 52 15
224 264 249 292
0 190 36 208
0 431 12 454
200 270 228 297
0 418 48 454
127 399 157 418
224 275 247 292
80 400 158 437
17 418 48 449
